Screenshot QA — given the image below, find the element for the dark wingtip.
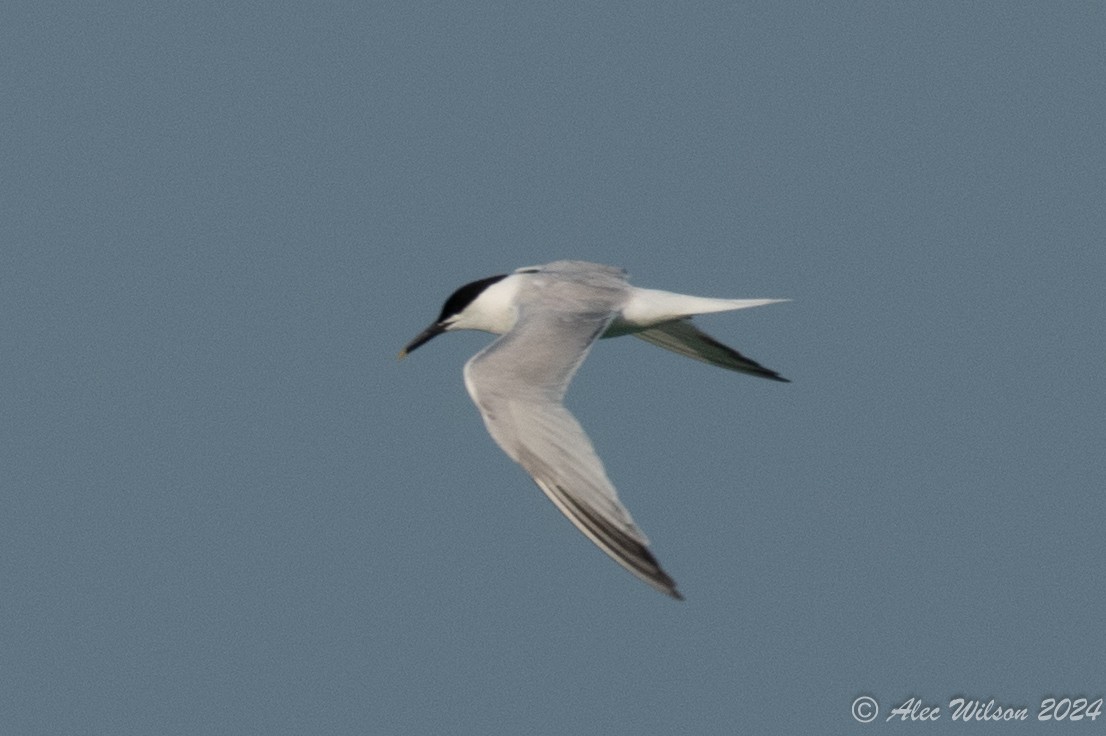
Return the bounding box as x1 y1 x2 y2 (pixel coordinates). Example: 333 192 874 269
686 327 790 383
646 561 683 600
746 365 790 383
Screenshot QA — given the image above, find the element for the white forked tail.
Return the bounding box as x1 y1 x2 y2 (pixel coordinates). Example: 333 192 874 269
616 288 788 331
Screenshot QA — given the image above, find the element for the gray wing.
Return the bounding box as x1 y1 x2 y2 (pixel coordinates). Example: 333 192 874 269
463 290 682 599
633 319 790 382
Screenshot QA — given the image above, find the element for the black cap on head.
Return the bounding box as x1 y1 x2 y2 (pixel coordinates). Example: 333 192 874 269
435 274 508 323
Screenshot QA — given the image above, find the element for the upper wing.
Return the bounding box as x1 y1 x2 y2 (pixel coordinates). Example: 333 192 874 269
633 319 790 382
463 297 682 599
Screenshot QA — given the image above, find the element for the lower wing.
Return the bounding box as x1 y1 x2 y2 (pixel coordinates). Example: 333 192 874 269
633 319 789 382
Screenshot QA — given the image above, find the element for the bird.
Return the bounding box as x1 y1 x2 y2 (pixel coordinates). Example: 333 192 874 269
399 260 788 599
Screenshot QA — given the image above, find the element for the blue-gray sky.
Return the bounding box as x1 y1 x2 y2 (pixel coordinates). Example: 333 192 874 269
3 2 1104 734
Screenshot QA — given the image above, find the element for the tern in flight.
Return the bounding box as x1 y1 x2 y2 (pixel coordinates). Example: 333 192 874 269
400 260 788 599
